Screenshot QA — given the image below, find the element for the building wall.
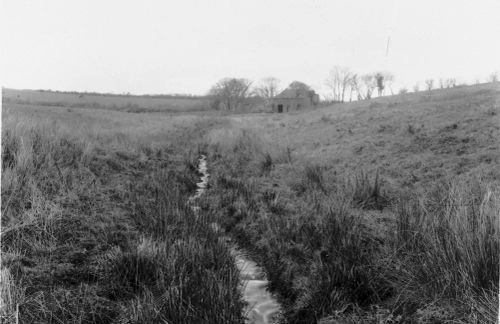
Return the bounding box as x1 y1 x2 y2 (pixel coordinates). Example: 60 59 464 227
271 97 311 112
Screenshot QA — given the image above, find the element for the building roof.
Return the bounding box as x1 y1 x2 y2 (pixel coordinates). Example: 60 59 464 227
274 88 313 99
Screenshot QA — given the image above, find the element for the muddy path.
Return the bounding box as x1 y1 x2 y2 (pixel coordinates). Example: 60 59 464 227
189 154 282 324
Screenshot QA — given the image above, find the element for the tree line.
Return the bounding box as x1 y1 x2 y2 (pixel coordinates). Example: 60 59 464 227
207 69 500 110
324 67 394 102
207 77 308 111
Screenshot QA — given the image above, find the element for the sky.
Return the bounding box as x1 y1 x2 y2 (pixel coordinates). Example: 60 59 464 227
2 0 500 96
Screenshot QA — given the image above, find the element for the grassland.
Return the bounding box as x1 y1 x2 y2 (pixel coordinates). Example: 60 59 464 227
1 102 245 322
1 83 499 323
2 88 209 113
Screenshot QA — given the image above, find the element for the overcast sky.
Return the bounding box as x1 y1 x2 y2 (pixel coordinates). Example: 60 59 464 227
2 0 499 96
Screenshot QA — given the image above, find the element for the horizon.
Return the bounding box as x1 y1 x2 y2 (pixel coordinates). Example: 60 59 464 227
2 79 498 100
2 0 500 97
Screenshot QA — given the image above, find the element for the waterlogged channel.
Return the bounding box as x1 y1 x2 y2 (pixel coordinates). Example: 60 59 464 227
189 155 282 324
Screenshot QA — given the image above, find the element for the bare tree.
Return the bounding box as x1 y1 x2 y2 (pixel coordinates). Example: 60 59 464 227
384 72 395 95
254 77 281 100
325 66 353 102
375 72 385 96
439 79 445 89
208 78 252 110
425 79 434 91
325 68 340 102
489 72 499 83
445 78 456 88
354 78 365 100
361 74 376 99
348 74 359 102
340 68 353 102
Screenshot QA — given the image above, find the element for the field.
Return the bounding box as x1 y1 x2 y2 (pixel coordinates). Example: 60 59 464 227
1 83 499 323
2 88 209 113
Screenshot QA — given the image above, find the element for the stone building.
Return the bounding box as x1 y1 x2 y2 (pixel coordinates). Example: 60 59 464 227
271 87 319 112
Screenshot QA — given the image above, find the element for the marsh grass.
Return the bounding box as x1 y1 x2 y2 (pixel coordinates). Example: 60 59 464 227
205 129 499 323
1 114 244 323
393 177 499 322
205 131 390 321
303 164 327 194
2 83 499 323
112 152 244 323
347 170 389 210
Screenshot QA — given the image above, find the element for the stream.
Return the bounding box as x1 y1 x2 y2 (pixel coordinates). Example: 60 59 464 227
189 155 282 324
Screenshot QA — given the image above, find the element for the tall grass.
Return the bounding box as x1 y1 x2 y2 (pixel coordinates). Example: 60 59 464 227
3 86 499 322
1 121 121 322
204 129 499 323
394 176 499 322
113 167 245 323
347 170 388 210
1 117 245 323
205 130 394 322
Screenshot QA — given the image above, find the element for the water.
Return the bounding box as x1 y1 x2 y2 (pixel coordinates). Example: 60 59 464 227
232 249 283 323
189 155 282 324
188 155 209 206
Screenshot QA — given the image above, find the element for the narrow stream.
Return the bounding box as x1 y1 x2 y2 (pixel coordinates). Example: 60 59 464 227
189 155 282 324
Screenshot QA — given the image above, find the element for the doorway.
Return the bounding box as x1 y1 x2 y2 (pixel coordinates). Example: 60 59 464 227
277 104 283 113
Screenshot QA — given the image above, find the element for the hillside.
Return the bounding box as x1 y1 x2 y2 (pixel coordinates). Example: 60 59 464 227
224 82 500 189
201 82 500 322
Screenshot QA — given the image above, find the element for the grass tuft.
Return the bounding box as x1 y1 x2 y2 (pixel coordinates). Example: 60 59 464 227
348 170 389 210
